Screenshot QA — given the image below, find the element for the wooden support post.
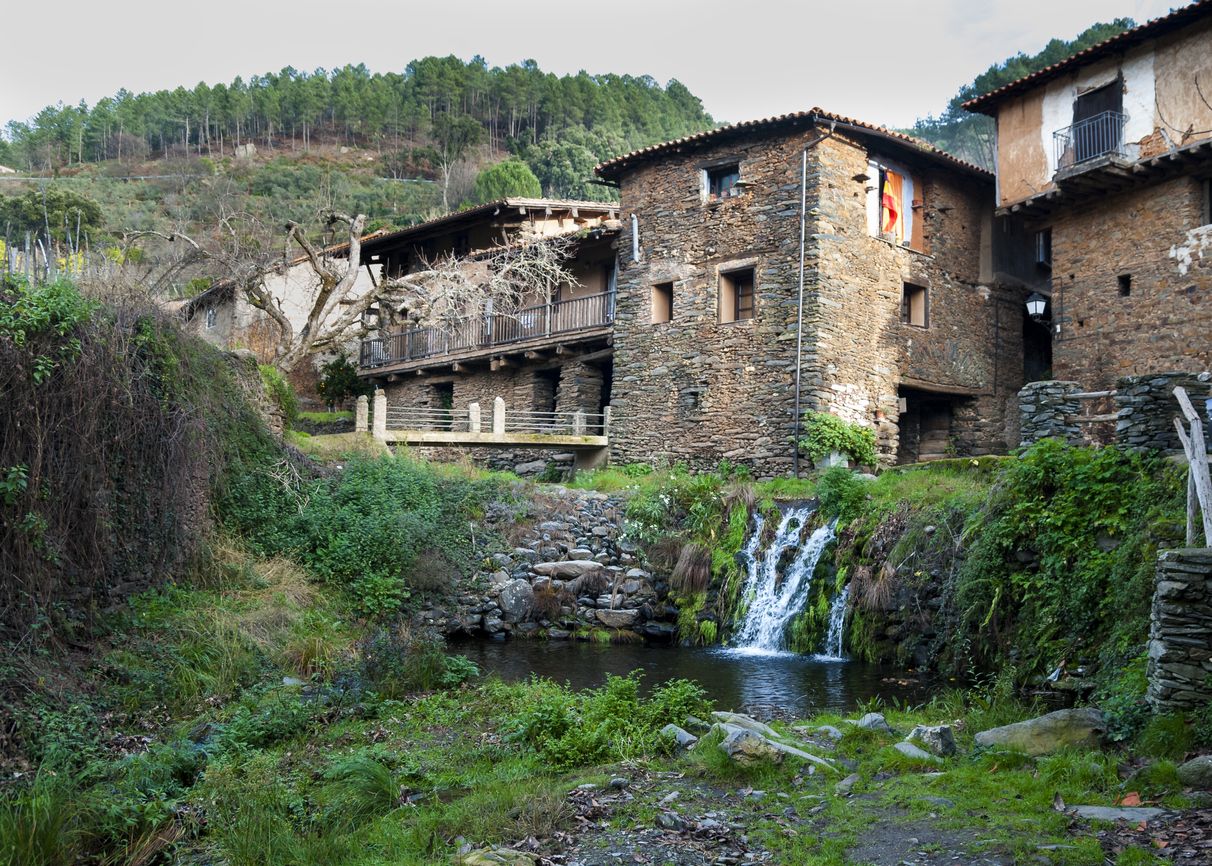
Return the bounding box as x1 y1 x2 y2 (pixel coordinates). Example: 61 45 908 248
492 397 506 436
372 389 387 441
1173 386 1212 546
355 395 369 433
468 402 481 434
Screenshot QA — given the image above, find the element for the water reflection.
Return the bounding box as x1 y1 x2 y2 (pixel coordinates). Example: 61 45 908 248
452 639 931 716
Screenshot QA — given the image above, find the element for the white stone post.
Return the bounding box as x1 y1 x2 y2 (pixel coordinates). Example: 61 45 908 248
573 410 586 435
468 402 481 434
355 395 369 433
372 389 387 440
603 405 612 437
492 396 506 436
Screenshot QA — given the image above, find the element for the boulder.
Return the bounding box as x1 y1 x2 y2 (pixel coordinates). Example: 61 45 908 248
835 772 860 795
712 711 780 739
851 712 894 734
1177 754 1212 788
596 608 638 628
1069 805 1167 823
661 724 698 748
893 741 943 764
719 728 784 766
534 560 603 578
817 725 844 741
905 724 956 757
497 580 534 622
973 707 1105 756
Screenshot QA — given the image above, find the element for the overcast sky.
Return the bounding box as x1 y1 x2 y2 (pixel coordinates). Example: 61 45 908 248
0 0 1182 131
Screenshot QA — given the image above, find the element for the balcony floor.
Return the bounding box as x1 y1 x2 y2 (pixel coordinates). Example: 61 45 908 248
359 326 613 378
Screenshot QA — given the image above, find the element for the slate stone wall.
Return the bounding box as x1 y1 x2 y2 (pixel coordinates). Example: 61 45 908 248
1147 548 1212 712
1050 175 1212 390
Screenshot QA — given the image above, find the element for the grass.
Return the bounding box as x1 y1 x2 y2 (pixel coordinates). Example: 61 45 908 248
284 430 392 460
298 410 354 424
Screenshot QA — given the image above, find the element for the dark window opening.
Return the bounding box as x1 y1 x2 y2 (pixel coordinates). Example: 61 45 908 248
205 307 217 329
1118 274 1132 297
679 386 705 416
652 282 673 323
534 368 560 415
431 382 454 430
453 232 470 258
901 283 928 328
719 267 755 323
706 164 741 200
1034 229 1052 270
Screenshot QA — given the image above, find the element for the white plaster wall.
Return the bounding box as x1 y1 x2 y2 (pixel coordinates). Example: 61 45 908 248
1038 46 1156 173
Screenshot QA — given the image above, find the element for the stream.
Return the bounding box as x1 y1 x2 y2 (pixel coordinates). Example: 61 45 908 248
454 639 933 715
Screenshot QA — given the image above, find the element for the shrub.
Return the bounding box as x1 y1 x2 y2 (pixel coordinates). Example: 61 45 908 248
0 770 81 866
671 542 712 594
358 626 479 698
316 353 372 410
799 412 877 467
815 466 870 522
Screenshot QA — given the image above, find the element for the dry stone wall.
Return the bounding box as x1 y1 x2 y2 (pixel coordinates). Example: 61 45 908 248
1147 548 1212 712
416 487 676 641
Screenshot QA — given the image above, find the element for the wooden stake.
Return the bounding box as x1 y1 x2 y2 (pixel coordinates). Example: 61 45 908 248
1173 386 1212 546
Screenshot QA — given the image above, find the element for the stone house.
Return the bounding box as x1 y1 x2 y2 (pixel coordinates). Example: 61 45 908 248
964 0 1212 391
356 198 621 460
593 109 1025 472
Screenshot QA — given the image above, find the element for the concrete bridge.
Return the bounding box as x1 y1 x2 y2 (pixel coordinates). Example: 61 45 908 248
355 392 610 471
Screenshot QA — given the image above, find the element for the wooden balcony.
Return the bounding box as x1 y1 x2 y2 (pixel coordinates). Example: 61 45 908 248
359 290 615 375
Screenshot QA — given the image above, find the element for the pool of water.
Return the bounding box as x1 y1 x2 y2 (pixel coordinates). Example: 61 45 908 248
452 639 934 716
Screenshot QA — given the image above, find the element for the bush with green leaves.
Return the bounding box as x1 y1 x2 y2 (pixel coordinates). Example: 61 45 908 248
259 364 299 430
506 673 711 771
358 626 479 697
799 411 877 467
316 353 372 410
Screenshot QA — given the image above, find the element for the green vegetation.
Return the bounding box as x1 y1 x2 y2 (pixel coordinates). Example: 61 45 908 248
799 411 878 468
316 353 372 410
259 363 299 429
472 158 542 202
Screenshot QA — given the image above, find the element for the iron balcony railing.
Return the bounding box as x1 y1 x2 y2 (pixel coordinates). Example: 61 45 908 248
1053 110 1127 171
360 290 616 369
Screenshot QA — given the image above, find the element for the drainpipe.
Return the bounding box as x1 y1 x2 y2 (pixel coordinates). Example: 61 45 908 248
631 213 641 262
792 120 837 478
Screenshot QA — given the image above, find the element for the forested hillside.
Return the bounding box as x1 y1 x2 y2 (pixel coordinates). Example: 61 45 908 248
907 18 1134 167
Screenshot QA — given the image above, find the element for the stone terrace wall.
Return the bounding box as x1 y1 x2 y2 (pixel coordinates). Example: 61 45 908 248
1050 176 1212 390
1019 371 1212 451
1147 548 1212 712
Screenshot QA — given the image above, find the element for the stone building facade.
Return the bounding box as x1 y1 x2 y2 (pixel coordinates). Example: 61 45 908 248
596 110 1025 472
965 2 1212 391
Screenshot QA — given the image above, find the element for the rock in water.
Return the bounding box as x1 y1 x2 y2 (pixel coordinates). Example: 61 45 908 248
1177 754 1212 788
905 724 957 757
719 728 784 765
973 707 1105 755
496 579 534 622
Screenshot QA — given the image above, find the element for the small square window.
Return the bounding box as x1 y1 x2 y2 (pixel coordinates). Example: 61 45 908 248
719 268 755 323
705 164 741 201
901 283 928 328
652 282 673 324
1118 274 1132 297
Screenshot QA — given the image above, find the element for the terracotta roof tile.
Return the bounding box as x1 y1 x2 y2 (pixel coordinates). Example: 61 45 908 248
594 108 990 178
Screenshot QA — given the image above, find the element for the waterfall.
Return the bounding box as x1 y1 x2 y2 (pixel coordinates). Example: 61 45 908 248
732 506 835 653
819 583 850 660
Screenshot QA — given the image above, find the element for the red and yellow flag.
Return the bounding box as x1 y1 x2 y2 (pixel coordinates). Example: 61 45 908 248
881 171 904 242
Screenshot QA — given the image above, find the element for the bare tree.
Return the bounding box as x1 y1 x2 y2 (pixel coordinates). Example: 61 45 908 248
118 209 576 374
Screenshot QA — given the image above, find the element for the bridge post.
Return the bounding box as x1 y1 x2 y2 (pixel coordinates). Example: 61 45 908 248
372 389 387 440
603 405 612 437
492 397 506 436
355 395 369 433
468 402 481 434
573 410 586 435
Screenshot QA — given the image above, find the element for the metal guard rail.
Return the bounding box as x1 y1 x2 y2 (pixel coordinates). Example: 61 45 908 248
1053 110 1127 171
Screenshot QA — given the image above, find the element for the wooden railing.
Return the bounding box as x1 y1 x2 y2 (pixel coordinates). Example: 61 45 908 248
360 290 616 369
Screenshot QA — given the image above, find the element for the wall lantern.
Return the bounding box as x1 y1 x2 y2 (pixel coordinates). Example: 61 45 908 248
1026 292 1049 321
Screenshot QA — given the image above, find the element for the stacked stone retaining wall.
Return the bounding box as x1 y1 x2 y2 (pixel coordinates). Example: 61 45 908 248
1147 548 1212 712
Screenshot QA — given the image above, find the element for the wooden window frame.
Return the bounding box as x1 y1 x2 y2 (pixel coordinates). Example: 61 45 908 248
901 283 928 328
705 163 741 201
651 281 673 324
719 267 756 323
